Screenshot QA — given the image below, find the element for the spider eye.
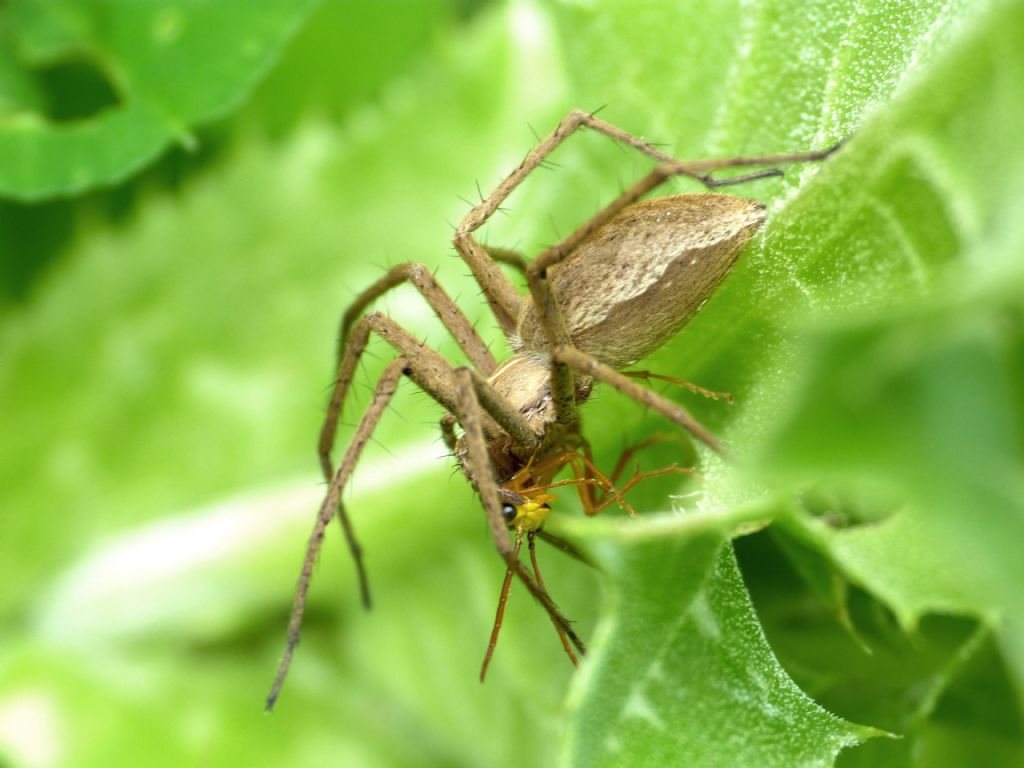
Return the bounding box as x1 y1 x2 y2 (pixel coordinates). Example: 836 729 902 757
501 503 517 524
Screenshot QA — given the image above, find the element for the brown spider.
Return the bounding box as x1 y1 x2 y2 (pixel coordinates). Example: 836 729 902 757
266 108 839 708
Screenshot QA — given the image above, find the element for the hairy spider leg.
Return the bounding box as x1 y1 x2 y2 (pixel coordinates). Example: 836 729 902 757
439 413 458 453
323 263 500 484
269 317 543 710
551 346 729 457
267 356 406 711
332 262 496 376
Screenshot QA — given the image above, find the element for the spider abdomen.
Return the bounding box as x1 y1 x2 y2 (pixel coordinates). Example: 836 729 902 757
516 193 765 369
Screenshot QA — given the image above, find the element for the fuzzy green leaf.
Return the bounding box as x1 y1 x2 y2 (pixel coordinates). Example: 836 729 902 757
559 514 877 767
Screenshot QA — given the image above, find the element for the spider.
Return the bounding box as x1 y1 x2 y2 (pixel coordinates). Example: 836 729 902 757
266 108 839 708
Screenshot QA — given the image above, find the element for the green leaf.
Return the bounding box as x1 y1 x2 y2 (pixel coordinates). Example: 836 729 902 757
559 514 877 767
0 0 317 200
749 0 1024 679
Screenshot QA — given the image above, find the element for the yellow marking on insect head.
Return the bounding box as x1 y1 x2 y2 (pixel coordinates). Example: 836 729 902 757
509 492 555 534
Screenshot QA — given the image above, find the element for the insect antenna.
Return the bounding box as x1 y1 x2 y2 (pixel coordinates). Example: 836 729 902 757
535 529 596 569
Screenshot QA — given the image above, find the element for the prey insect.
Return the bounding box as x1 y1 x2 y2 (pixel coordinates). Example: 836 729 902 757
266 108 839 708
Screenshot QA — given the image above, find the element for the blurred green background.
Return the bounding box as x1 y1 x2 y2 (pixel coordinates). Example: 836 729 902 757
1 1 1022 766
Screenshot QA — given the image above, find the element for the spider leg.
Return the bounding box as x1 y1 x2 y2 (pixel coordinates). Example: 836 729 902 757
324 264 501 487
453 366 586 659
439 414 458 454
452 107 699 336
333 263 497 377
623 370 734 403
320 312 535 485
267 356 407 711
551 346 730 458
320 271 510 589
317 314 539 602
271 317 542 710
587 466 696 516
456 107 694 242
526 139 840 282
563 449 636 516
608 434 682 486
483 246 529 272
